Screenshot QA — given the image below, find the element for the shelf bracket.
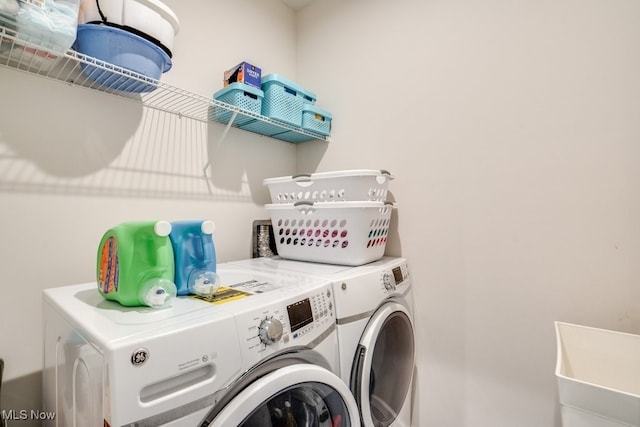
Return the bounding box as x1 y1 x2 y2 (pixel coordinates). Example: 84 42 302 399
203 111 239 194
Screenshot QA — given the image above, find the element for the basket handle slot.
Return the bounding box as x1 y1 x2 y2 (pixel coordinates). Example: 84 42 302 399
377 170 394 184
291 174 314 188
294 201 314 207
243 91 258 100
292 174 312 181
284 86 297 96
293 201 316 214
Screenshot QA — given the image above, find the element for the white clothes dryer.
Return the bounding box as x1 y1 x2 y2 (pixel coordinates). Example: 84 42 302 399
231 256 415 427
42 264 361 427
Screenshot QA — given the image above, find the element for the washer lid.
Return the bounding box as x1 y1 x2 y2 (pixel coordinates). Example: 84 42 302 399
202 364 361 427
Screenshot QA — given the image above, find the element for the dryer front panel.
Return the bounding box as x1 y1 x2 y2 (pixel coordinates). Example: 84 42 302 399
350 302 415 427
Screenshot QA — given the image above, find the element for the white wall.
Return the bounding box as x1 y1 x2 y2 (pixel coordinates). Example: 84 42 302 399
296 0 640 426
0 0 298 418
4 1 640 425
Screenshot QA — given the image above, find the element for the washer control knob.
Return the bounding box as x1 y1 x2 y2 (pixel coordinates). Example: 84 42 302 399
382 272 395 291
259 318 284 345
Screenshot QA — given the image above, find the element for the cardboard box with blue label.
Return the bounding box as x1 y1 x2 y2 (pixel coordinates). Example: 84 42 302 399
224 62 261 89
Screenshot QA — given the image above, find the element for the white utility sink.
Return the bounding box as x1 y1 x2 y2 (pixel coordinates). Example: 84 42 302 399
555 321 640 426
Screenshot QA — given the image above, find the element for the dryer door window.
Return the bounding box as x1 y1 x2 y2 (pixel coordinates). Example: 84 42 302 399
351 302 415 427
201 364 360 427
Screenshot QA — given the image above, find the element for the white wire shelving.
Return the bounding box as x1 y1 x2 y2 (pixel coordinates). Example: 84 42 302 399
0 24 330 144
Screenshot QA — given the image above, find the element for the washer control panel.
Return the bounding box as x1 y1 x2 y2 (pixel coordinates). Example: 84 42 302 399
237 284 334 361
288 287 333 340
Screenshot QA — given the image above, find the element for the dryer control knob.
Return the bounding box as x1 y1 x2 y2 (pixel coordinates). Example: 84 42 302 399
382 272 396 291
259 318 284 345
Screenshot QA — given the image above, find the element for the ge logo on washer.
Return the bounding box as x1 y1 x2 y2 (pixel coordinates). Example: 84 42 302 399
131 348 149 366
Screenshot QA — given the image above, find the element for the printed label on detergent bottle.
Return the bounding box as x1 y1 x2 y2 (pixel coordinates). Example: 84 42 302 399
169 220 219 296
98 236 119 293
96 221 176 308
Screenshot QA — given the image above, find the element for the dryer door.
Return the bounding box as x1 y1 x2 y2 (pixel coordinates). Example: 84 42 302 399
201 363 361 427
350 301 415 427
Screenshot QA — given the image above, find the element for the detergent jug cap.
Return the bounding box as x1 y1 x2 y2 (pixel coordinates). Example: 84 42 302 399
189 270 220 297
201 220 215 234
139 278 177 308
154 221 172 237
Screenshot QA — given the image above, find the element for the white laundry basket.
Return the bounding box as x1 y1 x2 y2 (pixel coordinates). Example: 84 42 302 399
264 169 393 203
266 201 394 266
555 321 640 427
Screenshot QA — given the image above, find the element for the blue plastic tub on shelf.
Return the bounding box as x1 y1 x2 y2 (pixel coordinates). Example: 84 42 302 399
73 24 172 93
302 104 332 136
212 83 263 126
261 74 316 127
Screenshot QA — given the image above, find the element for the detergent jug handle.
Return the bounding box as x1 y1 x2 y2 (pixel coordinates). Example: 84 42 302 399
200 220 216 261
148 221 171 265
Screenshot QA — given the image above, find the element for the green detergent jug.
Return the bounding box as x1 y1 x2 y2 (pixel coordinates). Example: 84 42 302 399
97 221 177 308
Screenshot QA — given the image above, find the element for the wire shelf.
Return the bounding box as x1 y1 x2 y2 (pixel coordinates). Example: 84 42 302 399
0 24 330 143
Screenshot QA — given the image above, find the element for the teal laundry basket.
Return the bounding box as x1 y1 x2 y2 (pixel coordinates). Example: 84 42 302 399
261 74 316 127
212 82 263 126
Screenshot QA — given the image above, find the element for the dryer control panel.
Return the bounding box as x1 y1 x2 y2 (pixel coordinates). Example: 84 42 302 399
234 283 335 364
380 261 410 292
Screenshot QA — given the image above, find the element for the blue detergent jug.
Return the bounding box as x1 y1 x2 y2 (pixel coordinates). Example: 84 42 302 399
169 220 219 296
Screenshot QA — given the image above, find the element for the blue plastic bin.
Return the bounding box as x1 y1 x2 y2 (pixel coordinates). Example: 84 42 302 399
73 24 172 93
302 104 332 136
212 82 263 126
261 74 316 127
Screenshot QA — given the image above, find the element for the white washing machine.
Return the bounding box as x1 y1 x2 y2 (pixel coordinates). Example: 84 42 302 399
42 264 361 427
231 256 415 427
